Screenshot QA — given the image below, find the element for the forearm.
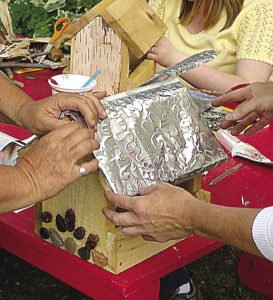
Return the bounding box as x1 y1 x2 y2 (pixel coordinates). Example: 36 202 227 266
180 65 248 92
0 165 33 214
187 200 262 256
0 74 32 126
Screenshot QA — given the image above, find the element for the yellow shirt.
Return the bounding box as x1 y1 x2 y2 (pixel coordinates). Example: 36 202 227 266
149 0 273 81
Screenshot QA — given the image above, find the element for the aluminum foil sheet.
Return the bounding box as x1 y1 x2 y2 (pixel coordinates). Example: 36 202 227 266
142 49 217 86
202 106 229 131
94 78 227 195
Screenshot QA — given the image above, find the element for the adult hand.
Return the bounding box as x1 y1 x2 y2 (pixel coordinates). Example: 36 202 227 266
103 183 197 242
15 123 99 204
212 82 273 136
147 36 186 68
17 91 107 136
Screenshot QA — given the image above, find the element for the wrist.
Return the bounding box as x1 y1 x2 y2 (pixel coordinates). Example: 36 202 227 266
184 196 208 235
169 51 186 67
0 164 34 213
13 158 37 204
16 100 34 129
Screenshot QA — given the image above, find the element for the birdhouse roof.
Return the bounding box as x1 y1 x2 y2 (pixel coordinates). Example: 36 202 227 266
95 78 227 195
54 0 167 58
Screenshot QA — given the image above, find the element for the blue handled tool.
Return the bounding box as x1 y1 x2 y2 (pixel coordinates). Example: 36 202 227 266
81 70 101 88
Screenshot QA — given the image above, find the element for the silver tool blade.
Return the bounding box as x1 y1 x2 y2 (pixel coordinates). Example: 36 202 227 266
142 49 217 86
38 43 53 64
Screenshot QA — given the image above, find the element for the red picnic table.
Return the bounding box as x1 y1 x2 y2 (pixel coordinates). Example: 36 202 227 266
0 70 273 299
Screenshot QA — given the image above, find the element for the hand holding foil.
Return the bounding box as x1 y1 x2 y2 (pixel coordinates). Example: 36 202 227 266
212 82 273 136
103 183 197 242
144 38 216 86
18 90 107 136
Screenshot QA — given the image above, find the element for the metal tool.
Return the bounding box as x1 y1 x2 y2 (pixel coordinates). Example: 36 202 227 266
209 163 243 186
142 49 217 86
39 17 71 64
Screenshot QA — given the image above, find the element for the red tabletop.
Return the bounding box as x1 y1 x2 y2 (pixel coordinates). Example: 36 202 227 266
0 71 272 299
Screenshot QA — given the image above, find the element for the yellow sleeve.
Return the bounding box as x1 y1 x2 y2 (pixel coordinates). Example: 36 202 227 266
237 1 273 65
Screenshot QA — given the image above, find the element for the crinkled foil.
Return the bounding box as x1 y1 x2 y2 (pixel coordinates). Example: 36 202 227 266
202 107 229 131
143 49 217 86
94 78 227 195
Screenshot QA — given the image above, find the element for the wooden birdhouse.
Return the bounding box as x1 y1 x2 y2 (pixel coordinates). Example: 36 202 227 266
54 0 167 95
34 1 216 274
32 80 218 274
35 169 209 274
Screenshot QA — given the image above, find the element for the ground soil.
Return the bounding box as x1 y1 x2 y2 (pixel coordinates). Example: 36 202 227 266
0 246 270 300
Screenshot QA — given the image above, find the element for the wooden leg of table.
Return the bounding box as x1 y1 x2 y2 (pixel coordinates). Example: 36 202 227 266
237 252 273 299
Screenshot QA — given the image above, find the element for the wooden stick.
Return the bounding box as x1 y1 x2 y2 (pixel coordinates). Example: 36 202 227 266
0 62 50 69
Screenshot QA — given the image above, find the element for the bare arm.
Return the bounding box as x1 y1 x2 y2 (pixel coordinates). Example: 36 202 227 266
103 183 261 256
189 194 260 255
179 59 272 92
0 73 107 135
0 123 99 214
0 73 32 125
147 37 273 92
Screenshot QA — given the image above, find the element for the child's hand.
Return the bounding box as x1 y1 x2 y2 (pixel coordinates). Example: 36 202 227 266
147 36 186 67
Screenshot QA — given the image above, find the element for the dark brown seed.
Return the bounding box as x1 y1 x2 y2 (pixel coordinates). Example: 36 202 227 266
85 233 99 250
39 227 49 239
73 226 86 240
64 238 77 254
49 228 64 248
40 211 52 223
78 247 90 261
56 214 66 232
91 250 108 268
65 209 76 232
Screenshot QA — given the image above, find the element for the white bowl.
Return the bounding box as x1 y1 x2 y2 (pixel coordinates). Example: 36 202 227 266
48 74 97 94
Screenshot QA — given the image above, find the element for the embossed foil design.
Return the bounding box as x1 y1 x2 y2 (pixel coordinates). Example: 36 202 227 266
94 78 226 195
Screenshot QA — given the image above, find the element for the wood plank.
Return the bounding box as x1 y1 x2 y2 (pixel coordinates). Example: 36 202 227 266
180 176 202 194
100 0 167 58
194 189 211 203
70 16 122 95
126 59 155 90
106 227 178 273
118 42 130 92
39 172 115 263
34 202 42 236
